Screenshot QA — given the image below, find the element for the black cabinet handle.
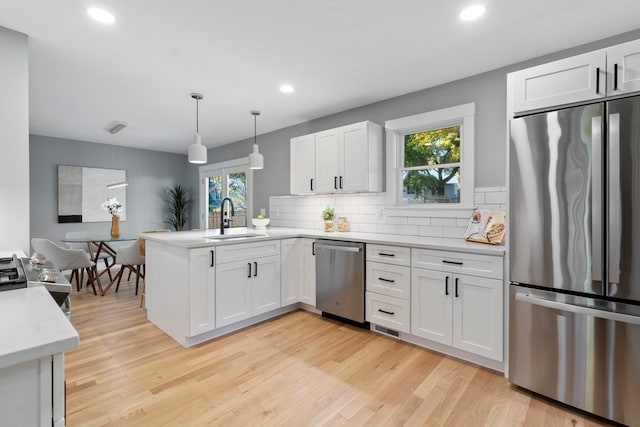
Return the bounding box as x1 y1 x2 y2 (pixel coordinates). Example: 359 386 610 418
378 308 395 315
339 176 343 189
310 178 314 191
334 176 338 190
210 250 214 267
445 276 449 296
442 260 463 266
253 261 258 277
455 278 459 298
596 67 600 94
378 252 395 257
312 241 316 255
247 263 252 278
614 63 619 90
379 277 395 283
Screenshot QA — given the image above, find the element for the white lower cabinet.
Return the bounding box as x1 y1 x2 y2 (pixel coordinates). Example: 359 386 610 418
411 266 503 362
216 241 281 328
280 239 299 306
366 291 410 333
300 238 316 306
189 247 216 335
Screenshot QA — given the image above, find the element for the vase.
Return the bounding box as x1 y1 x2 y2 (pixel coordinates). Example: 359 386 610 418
111 216 120 238
323 220 334 232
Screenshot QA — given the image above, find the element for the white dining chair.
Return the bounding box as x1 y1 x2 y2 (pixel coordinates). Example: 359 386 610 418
112 242 145 295
31 238 102 295
64 231 116 282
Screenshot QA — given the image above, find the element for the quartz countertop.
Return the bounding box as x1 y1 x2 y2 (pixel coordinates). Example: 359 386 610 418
0 286 79 370
142 227 505 256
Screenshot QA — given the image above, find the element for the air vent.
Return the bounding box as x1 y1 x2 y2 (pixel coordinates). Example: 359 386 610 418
374 325 399 337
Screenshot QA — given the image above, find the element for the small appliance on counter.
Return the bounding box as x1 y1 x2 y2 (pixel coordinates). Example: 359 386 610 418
0 255 28 291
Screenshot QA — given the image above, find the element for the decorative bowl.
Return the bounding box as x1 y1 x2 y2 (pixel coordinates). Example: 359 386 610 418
252 218 270 230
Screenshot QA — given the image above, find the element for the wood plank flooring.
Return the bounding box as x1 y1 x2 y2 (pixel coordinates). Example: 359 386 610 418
65 281 613 426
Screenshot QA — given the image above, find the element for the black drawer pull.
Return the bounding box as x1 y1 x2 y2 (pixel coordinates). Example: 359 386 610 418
378 252 395 257
339 176 343 189
312 241 316 255
210 250 215 267
334 176 338 189
310 178 314 191
247 263 252 278
442 260 463 266
253 261 258 277
378 308 395 315
379 277 395 283
455 278 459 298
445 276 449 296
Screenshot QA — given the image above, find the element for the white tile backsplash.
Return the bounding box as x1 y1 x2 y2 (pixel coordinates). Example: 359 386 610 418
269 187 506 237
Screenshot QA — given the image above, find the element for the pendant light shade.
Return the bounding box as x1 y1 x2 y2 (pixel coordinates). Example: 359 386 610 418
188 93 207 164
248 110 263 170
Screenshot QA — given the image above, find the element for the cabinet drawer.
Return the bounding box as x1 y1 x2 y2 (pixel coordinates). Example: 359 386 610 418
216 240 281 264
366 244 410 266
411 248 503 280
366 291 410 334
366 262 410 300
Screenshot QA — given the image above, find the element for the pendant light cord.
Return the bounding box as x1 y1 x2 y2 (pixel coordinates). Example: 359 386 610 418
254 113 257 144
196 98 199 134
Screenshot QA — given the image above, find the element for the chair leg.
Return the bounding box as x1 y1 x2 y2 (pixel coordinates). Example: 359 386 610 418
80 269 85 290
127 268 133 281
86 267 97 295
135 265 141 295
71 269 78 291
140 277 146 308
104 258 114 281
115 266 125 292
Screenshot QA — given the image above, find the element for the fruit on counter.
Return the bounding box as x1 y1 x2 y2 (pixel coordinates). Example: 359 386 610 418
257 214 265 219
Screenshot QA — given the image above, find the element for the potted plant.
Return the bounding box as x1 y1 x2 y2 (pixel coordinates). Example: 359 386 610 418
167 185 192 231
321 206 336 232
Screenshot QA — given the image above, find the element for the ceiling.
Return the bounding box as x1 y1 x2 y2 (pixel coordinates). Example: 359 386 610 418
1 1 640 154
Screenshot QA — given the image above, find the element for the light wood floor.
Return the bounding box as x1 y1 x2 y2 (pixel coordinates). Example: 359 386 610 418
66 280 612 426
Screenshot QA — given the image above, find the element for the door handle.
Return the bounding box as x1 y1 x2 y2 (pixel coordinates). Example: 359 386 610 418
443 260 463 266
312 241 316 255
591 115 603 285
310 178 314 191
614 63 619 90
378 308 395 316
253 261 258 277
609 113 621 288
339 176 343 189
247 263 252 278
445 276 449 296
334 176 338 190
595 67 600 94
315 243 362 253
378 277 395 283
210 250 214 267
455 278 459 298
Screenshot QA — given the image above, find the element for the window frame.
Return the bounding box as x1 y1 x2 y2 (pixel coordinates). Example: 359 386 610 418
199 158 253 229
385 103 475 210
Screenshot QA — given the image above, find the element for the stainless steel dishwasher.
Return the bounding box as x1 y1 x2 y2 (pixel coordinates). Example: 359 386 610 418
315 239 366 325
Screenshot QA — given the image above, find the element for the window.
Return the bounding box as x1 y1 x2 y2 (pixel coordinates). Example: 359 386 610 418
199 159 253 229
386 103 475 208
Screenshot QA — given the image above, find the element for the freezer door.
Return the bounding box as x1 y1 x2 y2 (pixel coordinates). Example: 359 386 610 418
509 285 640 427
509 104 604 294
607 97 640 301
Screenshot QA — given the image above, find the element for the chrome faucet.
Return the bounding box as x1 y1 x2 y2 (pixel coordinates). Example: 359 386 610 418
220 197 235 235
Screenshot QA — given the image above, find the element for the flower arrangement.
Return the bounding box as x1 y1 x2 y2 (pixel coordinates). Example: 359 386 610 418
101 197 123 217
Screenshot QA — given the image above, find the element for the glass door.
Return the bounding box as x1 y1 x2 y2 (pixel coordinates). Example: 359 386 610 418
203 164 250 230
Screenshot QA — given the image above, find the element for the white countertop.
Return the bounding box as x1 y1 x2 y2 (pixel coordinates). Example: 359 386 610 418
0 282 79 370
142 227 505 256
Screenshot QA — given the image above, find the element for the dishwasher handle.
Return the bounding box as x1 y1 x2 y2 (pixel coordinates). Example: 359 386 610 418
315 243 362 253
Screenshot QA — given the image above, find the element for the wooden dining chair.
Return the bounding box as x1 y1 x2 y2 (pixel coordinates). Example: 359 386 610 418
138 230 170 307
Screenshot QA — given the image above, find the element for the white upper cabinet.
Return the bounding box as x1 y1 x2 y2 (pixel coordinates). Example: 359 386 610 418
512 38 640 114
607 39 640 95
512 49 606 114
290 134 317 194
290 121 383 194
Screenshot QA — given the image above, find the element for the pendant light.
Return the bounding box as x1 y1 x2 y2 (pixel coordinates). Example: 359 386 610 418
188 93 207 164
248 110 263 170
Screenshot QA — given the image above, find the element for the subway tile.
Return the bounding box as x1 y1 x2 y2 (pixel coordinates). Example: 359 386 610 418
474 192 486 205
485 191 506 204
431 217 457 227
377 224 397 234
419 226 443 237
408 217 431 226
397 225 419 235
386 216 408 225
359 223 378 233
443 227 465 238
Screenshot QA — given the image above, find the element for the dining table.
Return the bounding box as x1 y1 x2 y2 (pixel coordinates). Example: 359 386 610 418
61 234 138 295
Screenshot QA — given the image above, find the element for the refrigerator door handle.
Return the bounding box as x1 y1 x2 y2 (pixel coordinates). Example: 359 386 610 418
592 116 603 285
315 244 361 253
515 293 640 325
608 113 622 289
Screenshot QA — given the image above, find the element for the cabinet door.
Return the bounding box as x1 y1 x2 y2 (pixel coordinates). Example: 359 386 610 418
315 129 341 193
340 122 369 192
290 134 316 194
411 268 452 345
608 39 640 95
300 239 316 306
216 260 252 327
512 49 606 113
452 275 503 361
189 247 216 335
280 239 300 306
251 255 281 315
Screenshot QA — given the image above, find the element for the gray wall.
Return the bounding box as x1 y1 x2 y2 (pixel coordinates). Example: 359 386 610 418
195 28 640 224
30 135 190 245
0 27 29 253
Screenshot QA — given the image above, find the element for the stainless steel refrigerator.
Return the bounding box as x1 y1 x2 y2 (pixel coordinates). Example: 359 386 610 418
509 97 640 427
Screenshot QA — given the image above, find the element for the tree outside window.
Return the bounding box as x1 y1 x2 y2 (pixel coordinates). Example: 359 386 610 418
402 125 461 204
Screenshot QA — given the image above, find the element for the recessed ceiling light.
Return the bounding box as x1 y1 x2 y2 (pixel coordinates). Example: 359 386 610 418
87 7 116 24
280 84 295 94
459 4 485 21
